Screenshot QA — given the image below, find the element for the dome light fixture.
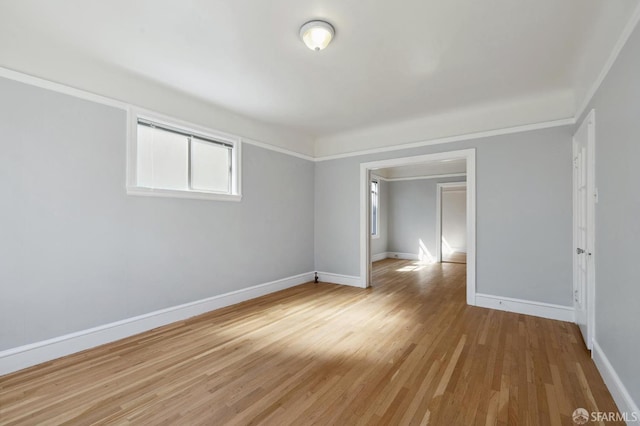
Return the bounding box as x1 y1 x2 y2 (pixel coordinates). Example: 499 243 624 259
300 20 335 51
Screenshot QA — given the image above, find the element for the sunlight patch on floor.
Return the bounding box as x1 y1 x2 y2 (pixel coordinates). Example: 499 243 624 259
396 262 429 272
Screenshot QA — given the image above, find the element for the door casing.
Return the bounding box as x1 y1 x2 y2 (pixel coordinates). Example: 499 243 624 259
359 149 476 306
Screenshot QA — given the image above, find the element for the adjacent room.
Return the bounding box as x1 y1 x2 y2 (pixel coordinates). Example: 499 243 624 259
369 158 468 267
1 0 640 424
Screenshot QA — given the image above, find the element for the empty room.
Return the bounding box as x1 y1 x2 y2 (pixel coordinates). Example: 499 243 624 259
1 1 640 424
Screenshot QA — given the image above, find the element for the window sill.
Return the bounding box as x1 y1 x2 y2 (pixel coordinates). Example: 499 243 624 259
371 234 380 239
127 186 242 202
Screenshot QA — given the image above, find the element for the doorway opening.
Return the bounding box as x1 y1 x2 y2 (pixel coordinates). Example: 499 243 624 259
359 149 476 306
437 182 468 264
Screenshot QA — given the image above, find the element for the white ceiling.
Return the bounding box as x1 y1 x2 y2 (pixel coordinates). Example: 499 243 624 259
375 159 466 180
1 0 638 156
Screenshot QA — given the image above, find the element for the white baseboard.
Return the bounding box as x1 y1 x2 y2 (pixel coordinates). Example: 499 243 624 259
449 248 467 254
0 272 314 376
316 272 364 288
371 252 388 262
386 252 420 261
475 293 575 322
371 252 437 263
592 340 640 421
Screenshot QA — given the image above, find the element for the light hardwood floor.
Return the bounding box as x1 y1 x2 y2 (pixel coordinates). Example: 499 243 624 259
442 251 467 264
0 259 620 425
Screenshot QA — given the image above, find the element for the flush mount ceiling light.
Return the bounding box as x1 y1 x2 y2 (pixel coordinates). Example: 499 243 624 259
300 20 335 51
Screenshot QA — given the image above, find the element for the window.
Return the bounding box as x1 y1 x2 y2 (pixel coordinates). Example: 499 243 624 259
371 179 379 238
127 111 241 201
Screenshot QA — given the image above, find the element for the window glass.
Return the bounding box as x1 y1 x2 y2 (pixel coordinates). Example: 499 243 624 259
191 138 231 193
137 125 189 190
132 117 239 200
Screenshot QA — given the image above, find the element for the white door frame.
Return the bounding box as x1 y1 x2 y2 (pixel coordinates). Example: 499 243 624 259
572 109 596 350
359 149 477 306
436 182 468 263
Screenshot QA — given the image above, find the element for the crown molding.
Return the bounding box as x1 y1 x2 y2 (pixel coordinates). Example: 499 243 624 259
0 66 315 161
0 66 595 164
313 118 575 162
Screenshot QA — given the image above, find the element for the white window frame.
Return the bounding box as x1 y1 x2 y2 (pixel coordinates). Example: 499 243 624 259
371 178 380 239
126 108 242 202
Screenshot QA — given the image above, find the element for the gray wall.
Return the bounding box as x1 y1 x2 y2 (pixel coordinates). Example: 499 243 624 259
314 126 573 305
370 178 388 256
578 23 640 405
0 77 315 350
387 177 466 257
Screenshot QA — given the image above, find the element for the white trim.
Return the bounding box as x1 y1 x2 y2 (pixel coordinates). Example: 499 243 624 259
316 272 365 288
132 107 242 153
475 293 575 323
362 149 475 172
466 151 477 306
126 187 242 202
436 183 442 264
592 340 640 420
126 108 243 202
0 66 314 163
316 118 574 162
242 137 314 162
377 173 467 182
371 252 388 262
0 67 578 163
386 252 420 261
436 182 468 263
575 3 640 120
360 149 476 306
371 252 434 262
0 272 314 376
0 66 128 110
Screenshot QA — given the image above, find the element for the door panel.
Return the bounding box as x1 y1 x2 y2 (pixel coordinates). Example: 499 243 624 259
573 110 595 350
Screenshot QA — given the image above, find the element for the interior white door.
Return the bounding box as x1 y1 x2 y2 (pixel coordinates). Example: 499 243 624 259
573 110 595 350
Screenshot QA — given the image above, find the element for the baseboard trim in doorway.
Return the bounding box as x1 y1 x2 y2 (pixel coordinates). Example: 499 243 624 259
592 340 640 419
475 293 575 322
372 252 420 262
386 252 420 261
371 252 388 262
316 272 364 288
372 253 436 263
0 271 315 376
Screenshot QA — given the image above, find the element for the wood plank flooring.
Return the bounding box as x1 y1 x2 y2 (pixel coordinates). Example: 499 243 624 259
442 251 467 264
0 259 621 425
